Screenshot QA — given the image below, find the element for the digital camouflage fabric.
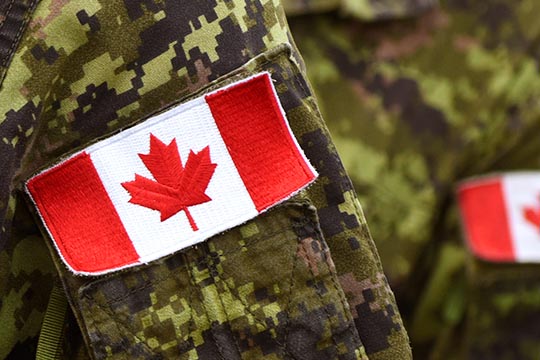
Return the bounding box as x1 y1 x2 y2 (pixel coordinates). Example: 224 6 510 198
283 0 437 20
286 0 540 358
0 0 411 359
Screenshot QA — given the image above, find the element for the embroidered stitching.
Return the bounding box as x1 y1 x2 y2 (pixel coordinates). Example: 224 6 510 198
0 0 16 37
1 0 38 87
121 134 216 229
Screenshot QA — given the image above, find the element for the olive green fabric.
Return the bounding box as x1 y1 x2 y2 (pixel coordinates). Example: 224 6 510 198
287 0 540 358
75 201 361 359
36 281 68 360
283 0 437 21
0 0 411 358
0 0 39 84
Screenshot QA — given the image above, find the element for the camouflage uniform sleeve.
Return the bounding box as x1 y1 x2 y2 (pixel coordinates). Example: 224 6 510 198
288 0 540 358
0 0 411 359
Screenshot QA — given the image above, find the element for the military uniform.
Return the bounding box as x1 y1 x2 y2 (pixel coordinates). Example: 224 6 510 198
0 0 411 359
286 0 540 358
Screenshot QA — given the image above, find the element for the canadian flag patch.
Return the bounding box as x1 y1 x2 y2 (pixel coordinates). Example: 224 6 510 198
458 173 540 262
26 73 317 275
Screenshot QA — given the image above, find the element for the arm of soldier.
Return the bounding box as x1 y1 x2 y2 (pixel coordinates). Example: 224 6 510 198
0 0 410 358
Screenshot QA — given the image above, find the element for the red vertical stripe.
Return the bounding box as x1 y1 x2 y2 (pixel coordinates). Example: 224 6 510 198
458 178 515 261
27 152 139 273
206 74 315 211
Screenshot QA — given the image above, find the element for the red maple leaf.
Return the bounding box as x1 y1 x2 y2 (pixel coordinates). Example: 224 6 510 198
121 134 217 231
524 203 540 230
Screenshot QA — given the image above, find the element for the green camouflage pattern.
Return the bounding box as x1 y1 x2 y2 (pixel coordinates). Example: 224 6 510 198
0 0 411 358
0 202 56 359
74 202 362 359
283 0 437 21
288 0 540 358
0 0 39 84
